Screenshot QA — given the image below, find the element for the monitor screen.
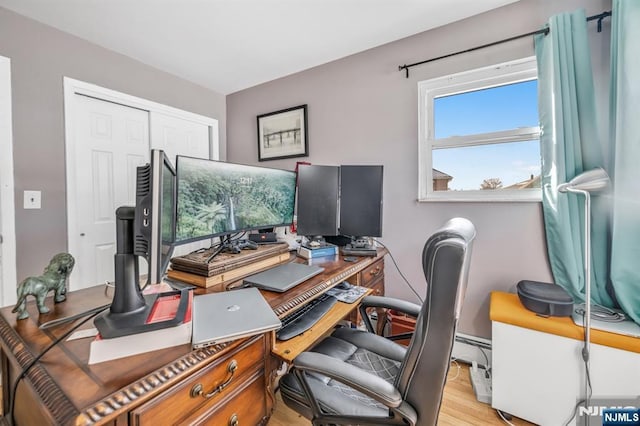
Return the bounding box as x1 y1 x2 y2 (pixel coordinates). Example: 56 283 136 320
339 165 384 238
175 156 297 244
134 149 176 285
295 164 340 237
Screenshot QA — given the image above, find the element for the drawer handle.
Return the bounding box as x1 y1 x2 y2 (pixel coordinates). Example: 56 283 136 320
190 359 238 399
229 413 239 426
369 266 382 277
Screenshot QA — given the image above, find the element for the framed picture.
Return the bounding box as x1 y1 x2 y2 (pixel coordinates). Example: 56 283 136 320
257 104 308 161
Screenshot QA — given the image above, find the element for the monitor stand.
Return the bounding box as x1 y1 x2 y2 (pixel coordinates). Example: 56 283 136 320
301 236 332 250
94 206 189 339
341 236 377 257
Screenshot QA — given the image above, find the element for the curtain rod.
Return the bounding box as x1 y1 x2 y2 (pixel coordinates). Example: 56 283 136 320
398 10 612 78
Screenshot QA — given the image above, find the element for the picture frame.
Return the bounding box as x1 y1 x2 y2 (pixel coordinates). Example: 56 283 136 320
257 104 308 161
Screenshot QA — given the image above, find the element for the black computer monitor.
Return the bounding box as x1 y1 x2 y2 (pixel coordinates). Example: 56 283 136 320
134 149 176 285
94 149 187 339
174 156 297 245
339 165 384 240
295 164 340 240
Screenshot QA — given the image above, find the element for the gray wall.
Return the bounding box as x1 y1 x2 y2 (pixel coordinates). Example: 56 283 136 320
227 0 611 337
0 7 227 283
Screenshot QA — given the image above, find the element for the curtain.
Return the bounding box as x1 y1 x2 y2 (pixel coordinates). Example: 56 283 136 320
610 0 640 323
534 9 614 307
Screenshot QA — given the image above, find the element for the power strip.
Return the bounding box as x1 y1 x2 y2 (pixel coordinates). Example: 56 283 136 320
469 361 492 404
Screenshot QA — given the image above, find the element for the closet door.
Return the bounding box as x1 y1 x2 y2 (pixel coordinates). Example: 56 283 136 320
151 112 215 256
67 95 149 290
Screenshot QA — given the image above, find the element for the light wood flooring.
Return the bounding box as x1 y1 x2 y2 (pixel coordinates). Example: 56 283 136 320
268 363 535 426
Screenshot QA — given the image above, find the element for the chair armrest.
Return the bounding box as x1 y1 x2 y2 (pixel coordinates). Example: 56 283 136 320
361 296 421 317
293 351 402 408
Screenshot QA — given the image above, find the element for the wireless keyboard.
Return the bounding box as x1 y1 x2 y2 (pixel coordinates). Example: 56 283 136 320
276 293 338 341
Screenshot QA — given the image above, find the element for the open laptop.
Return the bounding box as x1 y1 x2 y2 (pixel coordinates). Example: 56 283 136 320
243 262 324 293
192 287 281 349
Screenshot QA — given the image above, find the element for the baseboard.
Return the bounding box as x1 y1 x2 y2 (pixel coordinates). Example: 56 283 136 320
452 332 492 369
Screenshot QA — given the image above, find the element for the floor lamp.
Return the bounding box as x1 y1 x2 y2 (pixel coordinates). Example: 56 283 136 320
557 167 610 423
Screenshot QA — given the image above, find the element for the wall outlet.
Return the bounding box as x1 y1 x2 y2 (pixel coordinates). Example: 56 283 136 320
24 190 41 209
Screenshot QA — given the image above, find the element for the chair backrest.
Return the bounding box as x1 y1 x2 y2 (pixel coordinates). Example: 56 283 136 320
395 217 476 426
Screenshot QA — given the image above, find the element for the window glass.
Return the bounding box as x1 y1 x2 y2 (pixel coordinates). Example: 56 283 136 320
431 140 540 191
434 80 538 139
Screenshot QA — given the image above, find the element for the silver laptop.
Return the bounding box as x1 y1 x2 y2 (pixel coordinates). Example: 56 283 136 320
243 262 324 293
192 287 281 349
572 304 640 338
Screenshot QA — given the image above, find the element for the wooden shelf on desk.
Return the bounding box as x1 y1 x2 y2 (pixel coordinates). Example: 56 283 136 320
271 288 372 363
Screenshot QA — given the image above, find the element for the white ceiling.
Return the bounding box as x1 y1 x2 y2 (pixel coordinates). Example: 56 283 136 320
0 0 518 94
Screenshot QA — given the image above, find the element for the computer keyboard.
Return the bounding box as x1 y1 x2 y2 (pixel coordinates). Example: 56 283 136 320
276 293 338 341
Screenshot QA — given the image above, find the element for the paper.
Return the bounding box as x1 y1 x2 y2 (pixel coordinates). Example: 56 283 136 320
68 327 99 341
327 282 368 304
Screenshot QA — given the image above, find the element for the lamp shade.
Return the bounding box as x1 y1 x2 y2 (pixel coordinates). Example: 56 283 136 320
557 167 610 193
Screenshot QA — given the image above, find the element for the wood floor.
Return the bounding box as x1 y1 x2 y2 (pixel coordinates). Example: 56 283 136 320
268 363 535 426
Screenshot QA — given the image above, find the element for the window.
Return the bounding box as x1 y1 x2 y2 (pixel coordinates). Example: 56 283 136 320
418 57 540 201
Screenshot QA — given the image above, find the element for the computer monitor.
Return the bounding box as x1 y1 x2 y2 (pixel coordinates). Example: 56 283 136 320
174 156 297 245
339 165 384 244
295 164 340 241
94 149 188 339
134 149 176 285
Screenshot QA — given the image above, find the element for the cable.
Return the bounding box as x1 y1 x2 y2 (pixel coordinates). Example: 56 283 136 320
447 358 461 382
497 409 516 426
9 307 106 425
370 238 423 303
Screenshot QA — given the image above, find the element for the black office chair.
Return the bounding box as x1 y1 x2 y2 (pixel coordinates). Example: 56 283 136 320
279 217 476 426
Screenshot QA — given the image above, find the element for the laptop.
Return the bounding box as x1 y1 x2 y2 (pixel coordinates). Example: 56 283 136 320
192 287 281 349
243 262 324 293
572 304 640 338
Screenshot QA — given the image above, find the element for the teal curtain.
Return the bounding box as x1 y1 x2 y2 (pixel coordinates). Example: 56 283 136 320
610 0 640 323
534 9 613 307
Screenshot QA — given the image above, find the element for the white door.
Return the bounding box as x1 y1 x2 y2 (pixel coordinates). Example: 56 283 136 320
150 112 212 162
64 78 219 290
0 55 17 306
67 95 149 290
151 112 215 257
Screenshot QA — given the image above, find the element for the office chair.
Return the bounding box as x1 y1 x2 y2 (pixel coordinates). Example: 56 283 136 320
279 217 476 426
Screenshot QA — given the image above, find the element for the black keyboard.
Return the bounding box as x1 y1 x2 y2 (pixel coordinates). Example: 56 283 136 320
276 293 338 341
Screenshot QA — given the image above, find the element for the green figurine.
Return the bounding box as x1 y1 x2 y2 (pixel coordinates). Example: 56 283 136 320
12 253 75 320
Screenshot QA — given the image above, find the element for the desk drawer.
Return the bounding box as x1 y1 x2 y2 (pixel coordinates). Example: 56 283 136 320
130 336 265 425
185 370 267 425
360 258 384 287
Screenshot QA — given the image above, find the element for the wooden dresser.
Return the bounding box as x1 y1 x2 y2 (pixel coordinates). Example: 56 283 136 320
0 286 273 426
0 250 387 425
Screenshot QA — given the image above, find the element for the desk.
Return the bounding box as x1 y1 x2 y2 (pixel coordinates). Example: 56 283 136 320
0 250 386 425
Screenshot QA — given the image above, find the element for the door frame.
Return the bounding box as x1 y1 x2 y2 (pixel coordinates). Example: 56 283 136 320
63 77 219 287
0 55 17 306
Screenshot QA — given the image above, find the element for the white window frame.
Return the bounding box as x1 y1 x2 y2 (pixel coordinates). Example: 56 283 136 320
418 57 541 202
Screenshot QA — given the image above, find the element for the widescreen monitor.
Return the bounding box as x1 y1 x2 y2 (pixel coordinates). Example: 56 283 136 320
339 165 384 238
133 149 176 285
175 156 297 244
295 164 340 238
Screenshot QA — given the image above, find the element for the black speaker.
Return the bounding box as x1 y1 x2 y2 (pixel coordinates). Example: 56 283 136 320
249 232 277 243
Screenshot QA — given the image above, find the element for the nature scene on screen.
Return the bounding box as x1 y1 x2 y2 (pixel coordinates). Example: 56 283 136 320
176 157 296 242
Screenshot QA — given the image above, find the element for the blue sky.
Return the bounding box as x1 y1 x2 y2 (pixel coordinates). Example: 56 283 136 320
433 80 540 190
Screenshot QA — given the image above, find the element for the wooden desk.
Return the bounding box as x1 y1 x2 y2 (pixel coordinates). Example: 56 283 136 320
0 250 386 425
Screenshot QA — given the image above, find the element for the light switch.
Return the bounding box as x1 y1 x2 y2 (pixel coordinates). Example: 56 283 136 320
24 190 41 209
